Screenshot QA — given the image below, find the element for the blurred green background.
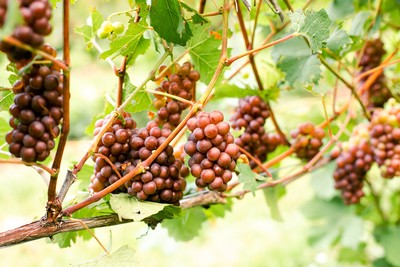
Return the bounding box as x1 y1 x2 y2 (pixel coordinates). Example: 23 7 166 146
0 0 391 266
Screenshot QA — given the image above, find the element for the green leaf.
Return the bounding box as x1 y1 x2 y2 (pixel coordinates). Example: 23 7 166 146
204 198 233 219
302 197 363 249
289 9 332 53
149 0 192 46
100 21 148 59
0 92 14 112
143 205 181 229
338 243 368 264
327 0 354 21
188 23 222 84
125 37 151 67
310 161 337 200
375 226 400 266
180 2 208 24
90 9 104 34
373 258 396 267
326 28 353 52
109 193 173 221
76 245 136 267
272 37 322 90
74 25 93 47
122 75 152 113
162 206 207 241
52 231 77 248
349 11 370 36
237 162 264 196
214 82 258 99
263 185 286 221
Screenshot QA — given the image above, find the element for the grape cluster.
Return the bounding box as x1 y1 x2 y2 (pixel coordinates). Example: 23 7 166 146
185 111 239 191
357 39 392 108
5 58 63 162
0 0 52 62
96 20 125 40
90 118 187 205
125 121 187 205
153 63 200 129
89 112 137 193
230 95 282 168
369 101 400 178
333 125 373 205
291 122 325 160
0 0 7 28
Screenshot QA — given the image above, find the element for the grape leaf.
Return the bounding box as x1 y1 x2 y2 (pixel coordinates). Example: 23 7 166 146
310 161 337 200
74 25 92 47
302 197 363 249
149 0 192 46
0 92 13 112
162 206 207 241
327 0 355 21
109 193 173 221
289 9 332 53
90 9 104 34
375 226 400 266
100 21 148 59
180 2 208 24
272 37 321 90
51 231 78 248
143 205 181 229
125 37 150 67
349 11 370 37
263 185 286 222
236 162 265 196
122 75 152 113
76 245 136 267
188 23 222 84
326 28 353 53
214 82 258 99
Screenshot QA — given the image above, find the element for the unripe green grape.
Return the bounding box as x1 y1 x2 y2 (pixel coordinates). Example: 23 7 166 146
108 33 117 41
97 29 109 39
112 21 125 34
101 20 113 33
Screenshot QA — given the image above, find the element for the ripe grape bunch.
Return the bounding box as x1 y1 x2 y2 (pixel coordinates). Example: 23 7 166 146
357 39 392 108
5 52 64 162
89 112 137 193
0 0 53 63
369 100 400 178
90 118 187 205
0 0 7 28
333 125 373 205
125 121 187 205
153 62 200 129
291 122 325 160
230 95 282 168
185 111 239 192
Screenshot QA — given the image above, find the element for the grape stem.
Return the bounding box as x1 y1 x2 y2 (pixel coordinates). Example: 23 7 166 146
224 33 298 66
0 158 56 176
145 88 194 106
355 58 399 83
95 153 123 180
319 56 370 120
45 0 71 223
116 56 128 108
237 145 272 177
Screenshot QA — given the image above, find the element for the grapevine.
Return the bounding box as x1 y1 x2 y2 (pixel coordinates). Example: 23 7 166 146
0 1 399 266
